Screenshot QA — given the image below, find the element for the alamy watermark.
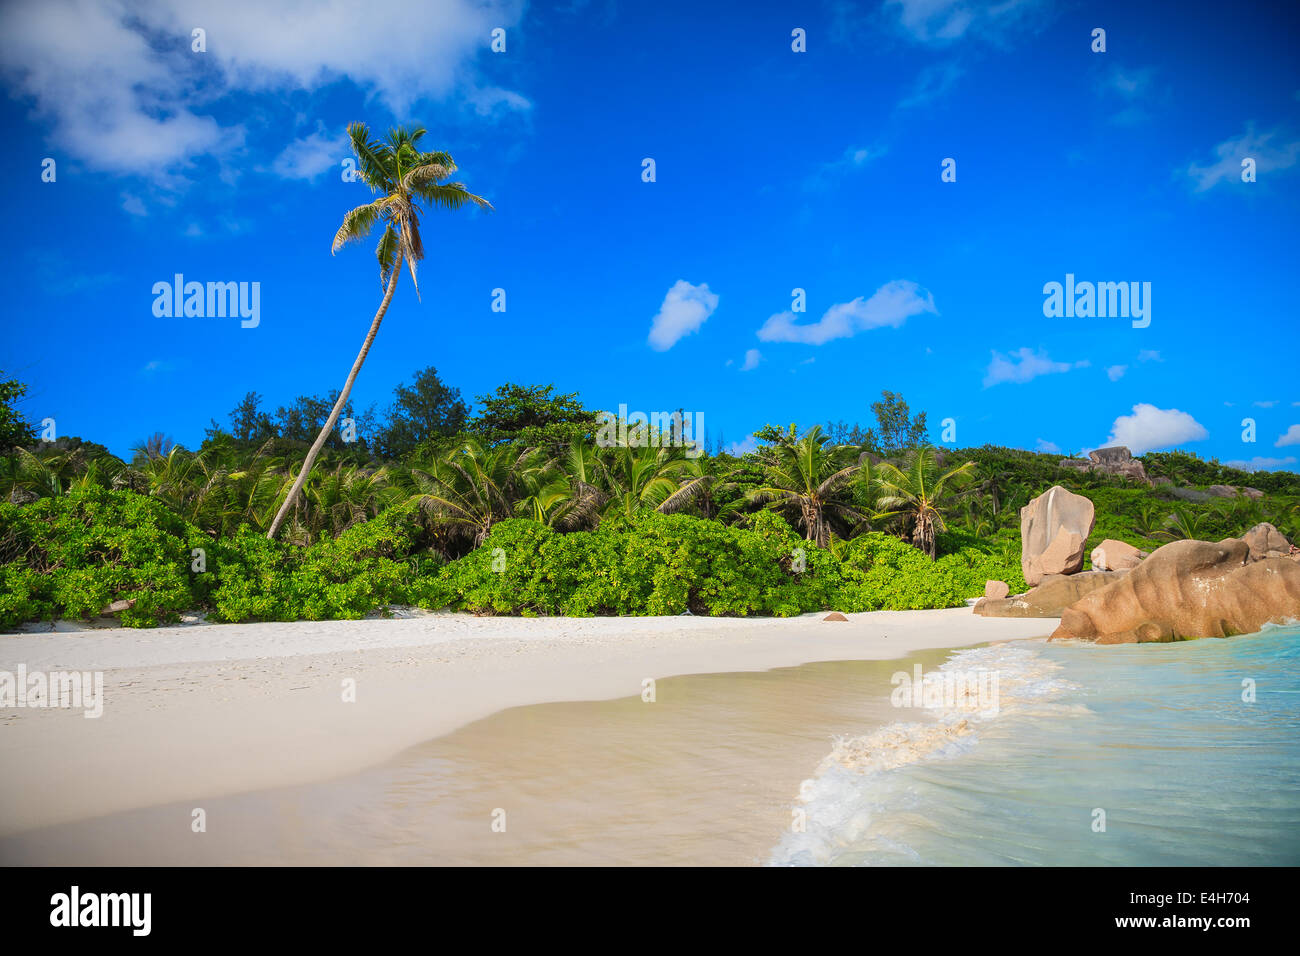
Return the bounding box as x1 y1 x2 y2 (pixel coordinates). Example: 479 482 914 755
890 663 1000 715
595 405 704 458
1 665 104 718
1043 273 1150 328
152 274 260 328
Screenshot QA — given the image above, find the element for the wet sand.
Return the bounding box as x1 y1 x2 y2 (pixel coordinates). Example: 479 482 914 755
0 609 1056 852
0 652 962 865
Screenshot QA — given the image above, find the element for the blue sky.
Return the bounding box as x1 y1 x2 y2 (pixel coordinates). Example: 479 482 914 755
1 0 1298 467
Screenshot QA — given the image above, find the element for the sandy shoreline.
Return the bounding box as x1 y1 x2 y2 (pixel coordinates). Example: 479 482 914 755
0 609 1056 837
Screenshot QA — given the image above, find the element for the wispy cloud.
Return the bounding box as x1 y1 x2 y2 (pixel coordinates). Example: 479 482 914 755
1186 124 1300 191
1107 364 1127 382
882 0 1047 46
804 144 888 191
1098 65 1157 125
1224 455 1297 471
898 62 965 110
0 0 527 180
270 124 350 181
983 348 1087 387
739 348 762 371
758 280 935 346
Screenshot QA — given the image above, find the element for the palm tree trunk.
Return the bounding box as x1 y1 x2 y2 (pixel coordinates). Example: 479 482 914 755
266 252 403 540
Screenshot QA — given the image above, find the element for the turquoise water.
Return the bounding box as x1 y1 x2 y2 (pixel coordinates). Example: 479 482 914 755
770 626 1300 866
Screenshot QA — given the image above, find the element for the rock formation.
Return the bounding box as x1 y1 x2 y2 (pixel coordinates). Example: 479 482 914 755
1242 522 1292 561
1090 538 1145 572
1020 485 1095 586
975 571 1127 618
1049 537 1300 643
1058 446 1150 484
1087 446 1150 483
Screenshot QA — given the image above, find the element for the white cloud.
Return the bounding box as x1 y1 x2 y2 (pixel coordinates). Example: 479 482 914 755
647 280 719 351
1224 456 1297 472
883 0 1045 45
1276 424 1300 447
1105 66 1154 99
1099 65 1157 125
466 86 533 116
739 349 762 371
0 0 526 179
1253 400 1277 408
805 144 887 190
898 62 964 110
270 125 349 181
983 347 1087 387
1107 364 1127 381
1105 404 1208 454
758 280 935 345
1035 438 1061 454
1137 350 1162 362
726 435 758 456
1186 125 1300 191
121 194 147 216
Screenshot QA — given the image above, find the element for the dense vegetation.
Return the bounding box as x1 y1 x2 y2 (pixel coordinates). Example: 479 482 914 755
2 370 1296 629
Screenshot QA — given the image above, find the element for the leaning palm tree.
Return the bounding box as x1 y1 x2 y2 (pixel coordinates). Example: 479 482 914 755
266 122 491 539
874 446 975 559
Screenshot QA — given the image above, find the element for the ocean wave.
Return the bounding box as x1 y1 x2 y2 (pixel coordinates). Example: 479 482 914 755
768 641 1080 866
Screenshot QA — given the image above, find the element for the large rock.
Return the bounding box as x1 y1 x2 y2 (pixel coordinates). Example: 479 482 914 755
984 580 1009 599
1090 539 1145 572
974 571 1126 618
1036 530 1084 579
1020 486 1095 586
1206 484 1238 498
1164 486 1213 504
1049 537 1300 643
1088 446 1150 483
1243 522 1291 561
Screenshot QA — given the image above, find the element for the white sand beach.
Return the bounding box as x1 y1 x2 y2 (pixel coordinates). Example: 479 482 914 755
0 609 1056 839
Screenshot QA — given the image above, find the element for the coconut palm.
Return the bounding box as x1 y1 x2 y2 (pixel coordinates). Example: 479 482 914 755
598 441 713 520
304 463 398 537
1129 502 1163 539
513 442 604 529
266 122 491 539
874 446 975 558
743 425 866 547
406 439 541 547
1155 506 1209 542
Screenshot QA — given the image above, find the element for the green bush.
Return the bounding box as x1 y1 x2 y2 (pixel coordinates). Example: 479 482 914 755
422 511 837 617
0 490 444 629
417 511 1023 618
206 503 443 623
0 487 207 628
